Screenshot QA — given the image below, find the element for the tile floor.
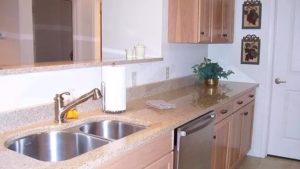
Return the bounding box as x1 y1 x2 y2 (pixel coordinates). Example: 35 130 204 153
238 156 300 169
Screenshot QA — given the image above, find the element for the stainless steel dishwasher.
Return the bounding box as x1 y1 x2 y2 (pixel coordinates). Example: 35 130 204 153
174 111 215 169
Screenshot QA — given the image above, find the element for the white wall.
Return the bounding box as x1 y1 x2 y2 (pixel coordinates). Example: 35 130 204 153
102 0 163 59
208 0 275 157
0 67 102 112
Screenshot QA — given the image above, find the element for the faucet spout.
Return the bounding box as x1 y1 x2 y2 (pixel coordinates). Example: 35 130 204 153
54 88 102 124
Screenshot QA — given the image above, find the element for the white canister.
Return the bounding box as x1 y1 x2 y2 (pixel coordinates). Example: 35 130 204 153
134 44 146 59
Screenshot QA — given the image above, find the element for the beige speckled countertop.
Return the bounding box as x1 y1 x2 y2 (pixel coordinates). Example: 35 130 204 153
0 81 258 169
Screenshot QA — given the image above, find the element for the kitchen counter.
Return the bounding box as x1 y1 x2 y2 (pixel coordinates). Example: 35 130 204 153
0 81 258 169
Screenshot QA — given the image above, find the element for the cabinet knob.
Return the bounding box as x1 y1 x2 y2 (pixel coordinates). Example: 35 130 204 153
213 135 216 139
222 34 228 37
244 112 249 116
220 109 228 114
237 101 244 105
249 94 255 98
200 32 205 35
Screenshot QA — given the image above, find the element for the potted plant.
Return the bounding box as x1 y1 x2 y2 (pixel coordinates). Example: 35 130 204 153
192 58 234 87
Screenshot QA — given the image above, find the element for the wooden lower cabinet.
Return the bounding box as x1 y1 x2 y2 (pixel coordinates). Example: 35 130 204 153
228 106 243 169
145 152 173 169
211 99 255 169
239 101 255 159
211 118 231 169
101 132 173 169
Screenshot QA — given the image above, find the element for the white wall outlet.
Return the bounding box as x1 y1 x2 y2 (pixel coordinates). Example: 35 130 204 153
166 67 170 80
132 72 137 86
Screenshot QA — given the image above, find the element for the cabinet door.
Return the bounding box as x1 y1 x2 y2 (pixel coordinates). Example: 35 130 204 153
228 109 243 169
211 0 234 43
240 101 255 159
211 0 223 42
221 0 234 42
168 0 199 43
145 152 173 169
211 118 230 169
198 0 212 42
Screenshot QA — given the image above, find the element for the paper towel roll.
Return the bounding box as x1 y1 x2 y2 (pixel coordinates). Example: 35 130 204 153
102 65 126 113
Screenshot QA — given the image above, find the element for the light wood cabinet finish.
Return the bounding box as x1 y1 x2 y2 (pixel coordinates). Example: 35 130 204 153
168 0 200 43
168 0 234 43
239 101 255 159
145 152 173 169
212 90 255 169
211 117 231 169
233 90 256 112
198 0 212 42
228 108 243 169
101 133 173 169
215 100 234 124
211 0 234 43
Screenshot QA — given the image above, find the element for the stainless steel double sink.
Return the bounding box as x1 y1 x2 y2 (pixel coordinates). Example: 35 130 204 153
5 120 146 162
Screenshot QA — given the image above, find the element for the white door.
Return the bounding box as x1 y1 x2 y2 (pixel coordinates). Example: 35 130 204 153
268 0 300 160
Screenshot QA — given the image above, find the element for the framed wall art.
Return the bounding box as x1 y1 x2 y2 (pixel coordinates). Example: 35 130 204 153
242 0 262 29
241 35 260 65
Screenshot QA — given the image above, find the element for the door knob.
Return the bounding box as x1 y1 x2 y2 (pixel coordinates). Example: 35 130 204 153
275 78 287 84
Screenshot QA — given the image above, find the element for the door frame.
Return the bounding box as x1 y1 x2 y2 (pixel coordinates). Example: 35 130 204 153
256 0 277 158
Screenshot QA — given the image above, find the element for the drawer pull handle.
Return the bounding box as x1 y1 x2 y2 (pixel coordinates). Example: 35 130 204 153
213 135 216 139
249 94 255 98
200 32 205 35
220 109 228 114
237 101 244 105
244 112 249 116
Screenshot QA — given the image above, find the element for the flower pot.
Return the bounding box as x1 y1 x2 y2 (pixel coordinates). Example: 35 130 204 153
204 79 219 87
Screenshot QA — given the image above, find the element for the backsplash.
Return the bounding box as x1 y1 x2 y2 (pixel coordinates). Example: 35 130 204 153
0 76 196 133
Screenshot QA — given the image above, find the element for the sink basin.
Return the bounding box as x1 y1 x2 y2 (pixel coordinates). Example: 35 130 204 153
79 120 146 140
5 131 109 162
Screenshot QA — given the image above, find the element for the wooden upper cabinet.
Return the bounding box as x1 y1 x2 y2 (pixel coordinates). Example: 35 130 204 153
211 0 234 43
169 0 234 43
168 0 200 43
222 0 234 42
198 0 212 42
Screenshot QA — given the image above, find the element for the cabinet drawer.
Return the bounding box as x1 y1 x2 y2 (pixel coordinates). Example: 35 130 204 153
233 90 256 112
215 101 234 124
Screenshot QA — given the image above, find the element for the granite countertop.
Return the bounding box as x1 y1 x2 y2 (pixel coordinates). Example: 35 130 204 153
0 81 258 169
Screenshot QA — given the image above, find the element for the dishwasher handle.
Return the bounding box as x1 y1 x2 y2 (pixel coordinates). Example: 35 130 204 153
180 112 215 137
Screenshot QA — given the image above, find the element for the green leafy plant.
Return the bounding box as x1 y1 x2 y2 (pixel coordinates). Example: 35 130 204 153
192 58 234 80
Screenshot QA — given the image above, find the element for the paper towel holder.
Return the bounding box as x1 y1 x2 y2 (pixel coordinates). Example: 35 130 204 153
101 81 126 114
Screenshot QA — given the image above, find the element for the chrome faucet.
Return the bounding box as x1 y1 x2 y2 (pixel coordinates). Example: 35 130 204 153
54 88 102 124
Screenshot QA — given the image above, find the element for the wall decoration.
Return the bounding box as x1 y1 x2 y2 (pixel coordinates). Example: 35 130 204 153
242 0 262 29
241 35 260 65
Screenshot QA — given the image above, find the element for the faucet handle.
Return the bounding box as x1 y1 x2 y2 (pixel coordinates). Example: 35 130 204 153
59 92 71 98
55 92 71 100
